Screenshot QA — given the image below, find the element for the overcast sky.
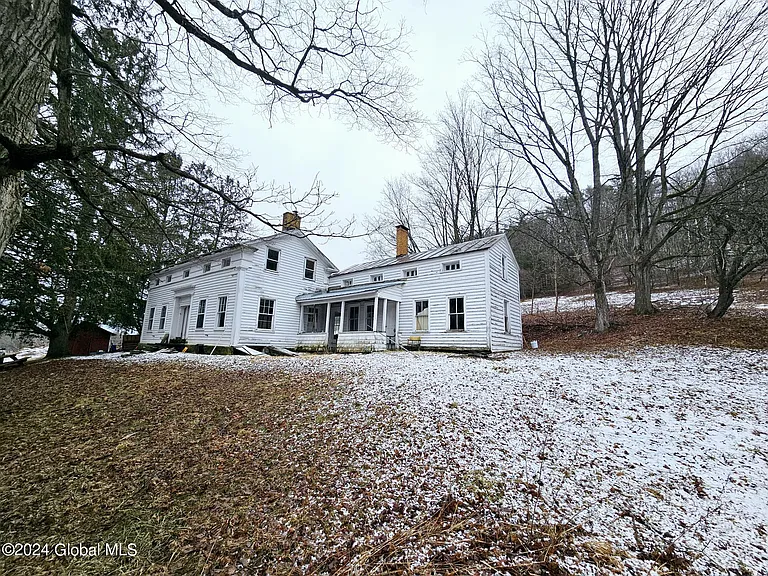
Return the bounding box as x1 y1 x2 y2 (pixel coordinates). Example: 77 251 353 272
207 0 495 271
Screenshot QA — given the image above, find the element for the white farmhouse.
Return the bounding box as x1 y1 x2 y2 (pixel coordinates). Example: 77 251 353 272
140 215 522 353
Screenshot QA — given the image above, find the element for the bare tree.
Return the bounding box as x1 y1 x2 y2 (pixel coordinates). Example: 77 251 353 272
0 0 420 255
365 91 520 256
596 0 768 314
477 0 622 332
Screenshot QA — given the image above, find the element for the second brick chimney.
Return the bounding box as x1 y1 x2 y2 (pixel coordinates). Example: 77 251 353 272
396 224 409 257
282 211 301 231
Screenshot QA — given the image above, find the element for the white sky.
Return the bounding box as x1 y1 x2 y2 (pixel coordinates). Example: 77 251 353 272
207 0 495 271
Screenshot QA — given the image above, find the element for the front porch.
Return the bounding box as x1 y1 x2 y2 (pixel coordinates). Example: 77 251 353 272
295 282 403 352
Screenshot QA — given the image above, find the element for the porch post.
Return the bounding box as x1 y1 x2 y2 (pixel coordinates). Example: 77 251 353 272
395 301 401 348
372 295 379 332
381 298 388 334
339 300 345 333
324 302 331 333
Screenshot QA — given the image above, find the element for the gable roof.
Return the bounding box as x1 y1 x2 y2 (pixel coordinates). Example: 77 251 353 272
150 230 338 276
332 234 508 276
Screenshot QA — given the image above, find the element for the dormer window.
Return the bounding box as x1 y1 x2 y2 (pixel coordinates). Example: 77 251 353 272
266 248 279 271
343 279 353 287
203 263 211 273
183 269 190 278
221 257 231 268
371 274 383 282
166 275 172 283
404 268 417 278
154 278 160 286
443 261 460 272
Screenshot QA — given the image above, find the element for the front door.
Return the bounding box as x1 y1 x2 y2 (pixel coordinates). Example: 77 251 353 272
178 305 190 339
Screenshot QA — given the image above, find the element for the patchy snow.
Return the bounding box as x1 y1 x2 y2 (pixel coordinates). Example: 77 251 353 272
10 346 48 362
522 288 732 314
87 347 768 574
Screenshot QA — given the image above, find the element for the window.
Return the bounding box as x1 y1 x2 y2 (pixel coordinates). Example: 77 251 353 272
371 274 383 282
154 278 160 286
343 279 353 287
196 299 206 329
221 257 231 268
258 298 275 329
449 297 465 331
348 306 360 331
415 300 429 331
404 268 418 278
183 269 190 278
148 307 155 330
158 305 167 330
303 305 323 332
304 258 316 280
501 255 507 280
203 263 211 273
365 304 374 331
443 261 460 272
217 296 227 328
266 248 279 271
504 299 510 333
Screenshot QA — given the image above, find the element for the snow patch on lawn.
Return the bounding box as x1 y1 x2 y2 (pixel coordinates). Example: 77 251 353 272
78 347 768 574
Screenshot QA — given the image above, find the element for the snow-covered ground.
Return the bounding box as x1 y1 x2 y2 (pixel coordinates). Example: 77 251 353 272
82 348 768 574
522 288 760 314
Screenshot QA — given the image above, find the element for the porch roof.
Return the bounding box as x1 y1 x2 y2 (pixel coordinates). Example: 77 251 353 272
296 281 404 304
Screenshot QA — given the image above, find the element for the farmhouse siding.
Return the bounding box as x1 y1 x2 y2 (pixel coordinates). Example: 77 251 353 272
487 239 523 352
238 234 331 348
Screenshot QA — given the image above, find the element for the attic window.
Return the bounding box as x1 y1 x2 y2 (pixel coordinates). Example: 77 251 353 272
203 263 211 273
371 274 383 282
304 258 316 280
501 255 507 280
343 279 353 287
266 248 279 271
221 257 231 268
166 275 172 283
404 268 417 278
154 278 160 286
183 269 190 278
443 261 460 272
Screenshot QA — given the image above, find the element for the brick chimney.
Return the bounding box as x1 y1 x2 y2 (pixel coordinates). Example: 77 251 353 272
396 224 409 257
282 211 301 231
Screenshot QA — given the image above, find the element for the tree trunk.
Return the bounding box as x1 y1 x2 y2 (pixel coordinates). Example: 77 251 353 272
0 0 59 255
633 257 655 314
593 273 611 332
47 323 71 358
708 281 736 319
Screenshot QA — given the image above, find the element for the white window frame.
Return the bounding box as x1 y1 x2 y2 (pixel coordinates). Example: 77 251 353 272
158 305 167 330
257 297 276 330
196 299 206 329
221 257 231 268
166 275 172 283
415 300 429 332
448 296 465 331
154 278 160 286
443 261 461 272
501 255 507 280
203 263 211 273
404 268 418 278
371 273 383 282
504 299 510 333
266 248 280 272
304 258 316 281
302 305 324 333
343 279 353 287
183 269 190 278
217 296 227 328
147 307 155 331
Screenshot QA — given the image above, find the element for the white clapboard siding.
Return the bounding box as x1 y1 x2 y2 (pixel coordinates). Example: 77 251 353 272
237 233 332 348
487 238 523 352
140 248 246 346
331 250 492 351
